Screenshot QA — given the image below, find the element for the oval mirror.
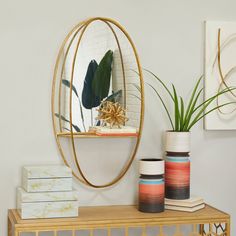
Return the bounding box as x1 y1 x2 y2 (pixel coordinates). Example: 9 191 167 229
52 17 144 188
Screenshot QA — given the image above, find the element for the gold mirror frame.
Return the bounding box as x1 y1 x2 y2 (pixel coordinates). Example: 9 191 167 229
51 17 144 188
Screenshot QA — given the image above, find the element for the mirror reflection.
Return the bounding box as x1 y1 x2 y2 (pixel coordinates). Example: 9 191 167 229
54 20 142 137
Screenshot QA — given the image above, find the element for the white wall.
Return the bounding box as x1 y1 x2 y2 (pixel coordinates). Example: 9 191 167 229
1 0 236 235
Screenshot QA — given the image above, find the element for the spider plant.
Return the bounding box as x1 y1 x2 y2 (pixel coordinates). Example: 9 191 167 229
145 69 236 132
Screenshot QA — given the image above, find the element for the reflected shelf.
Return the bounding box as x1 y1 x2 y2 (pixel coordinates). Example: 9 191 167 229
56 132 139 138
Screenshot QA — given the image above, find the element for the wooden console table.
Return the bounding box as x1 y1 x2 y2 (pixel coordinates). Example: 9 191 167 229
8 204 230 236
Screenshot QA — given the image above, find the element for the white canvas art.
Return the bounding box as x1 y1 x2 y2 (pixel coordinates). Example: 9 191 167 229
205 21 236 130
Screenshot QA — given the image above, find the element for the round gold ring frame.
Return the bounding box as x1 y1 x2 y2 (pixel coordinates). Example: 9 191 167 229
51 17 144 188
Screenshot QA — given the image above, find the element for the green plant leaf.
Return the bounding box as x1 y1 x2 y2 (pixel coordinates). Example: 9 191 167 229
187 101 236 130
183 76 203 127
142 68 236 131
55 113 81 132
147 83 174 130
179 97 185 131
182 88 203 131
62 79 78 98
82 60 100 109
62 79 86 132
193 87 234 113
187 87 236 130
133 83 141 93
131 83 142 100
130 94 141 101
77 97 86 132
172 84 180 131
63 127 71 132
144 69 174 101
92 50 113 100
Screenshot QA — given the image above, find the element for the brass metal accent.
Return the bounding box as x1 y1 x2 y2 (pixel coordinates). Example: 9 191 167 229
108 227 111 236
217 29 236 97
51 17 144 188
125 227 128 236
8 205 230 236
141 226 146 236
217 28 236 114
57 22 86 132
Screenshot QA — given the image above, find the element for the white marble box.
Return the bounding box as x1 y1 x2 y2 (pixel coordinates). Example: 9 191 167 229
22 165 73 192
17 188 79 219
17 187 78 202
22 177 72 192
17 201 79 219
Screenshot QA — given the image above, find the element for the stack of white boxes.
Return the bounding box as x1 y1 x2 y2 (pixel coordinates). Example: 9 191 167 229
17 165 79 219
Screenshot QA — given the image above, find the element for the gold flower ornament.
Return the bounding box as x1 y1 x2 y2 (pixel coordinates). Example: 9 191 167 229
96 101 128 128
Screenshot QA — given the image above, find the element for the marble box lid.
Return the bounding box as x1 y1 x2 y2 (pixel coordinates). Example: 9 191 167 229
23 165 72 179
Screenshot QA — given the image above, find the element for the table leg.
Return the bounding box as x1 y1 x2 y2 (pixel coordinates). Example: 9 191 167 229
8 217 12 236
226 220 230 236
198 224 204 235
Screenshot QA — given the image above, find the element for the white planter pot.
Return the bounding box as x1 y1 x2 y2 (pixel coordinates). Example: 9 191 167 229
165 131 190 153
139 158 164 175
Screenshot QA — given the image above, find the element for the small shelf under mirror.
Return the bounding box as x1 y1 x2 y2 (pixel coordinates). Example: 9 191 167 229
57 132 139 138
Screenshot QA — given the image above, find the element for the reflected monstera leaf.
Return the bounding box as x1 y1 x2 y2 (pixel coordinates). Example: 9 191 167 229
92 50 113 101
82 60 100 109
105 90 122 103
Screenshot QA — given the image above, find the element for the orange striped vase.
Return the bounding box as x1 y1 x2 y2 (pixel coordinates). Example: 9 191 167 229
165 156 190 199
138 159 165 213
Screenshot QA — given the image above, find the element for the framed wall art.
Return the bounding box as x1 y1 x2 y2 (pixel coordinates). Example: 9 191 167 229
205 21 236 130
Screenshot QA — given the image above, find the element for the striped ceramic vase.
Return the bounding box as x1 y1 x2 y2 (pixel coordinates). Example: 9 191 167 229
138 158 165 213
165 131 190 199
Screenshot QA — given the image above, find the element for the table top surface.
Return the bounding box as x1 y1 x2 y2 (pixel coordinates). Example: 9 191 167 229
9 204 230 228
